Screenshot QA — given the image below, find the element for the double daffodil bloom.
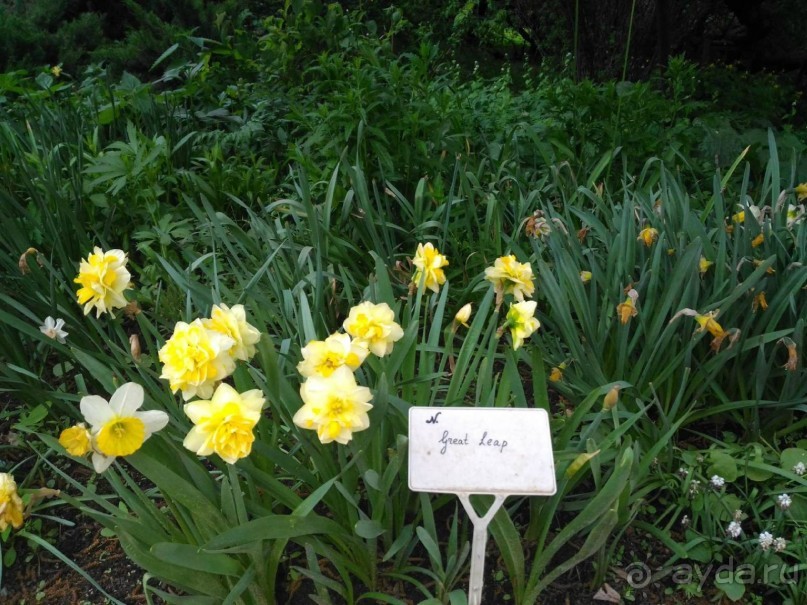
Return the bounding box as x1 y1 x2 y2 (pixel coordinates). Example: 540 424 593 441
159 319 236 400
297 332 369 378
80 383 169 473
485 255 535 303
294 366 373 444
343 301 404 357
0 473 24 531
203 303 261 362
699 257 713 275
505 300 540 350
412 242 449 293
183 383 265 464
74 247 132 317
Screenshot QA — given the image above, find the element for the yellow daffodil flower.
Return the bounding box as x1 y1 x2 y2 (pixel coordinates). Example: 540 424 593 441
693 311 724 339
616 289 639 325
787 204 804 227
549 363 566 383
159 319 236 401
672 308 740 353
80 383 168 473
297 332 369 378
59 423 92 456
484 255 535 302
637 227 659 247
732 204 761 223
50 65 62 77
454 303 472 328
0 473 24 531
506 300 540 350
580 270 592 284
294 366 373 444
343 301 404 357
183 383 264 464
751 233 764 248
795 183 807 201
74 247 132 317
752 291 768 313
203 303 261 362
752 259 776 274
699 257 713 275
412 242 449 293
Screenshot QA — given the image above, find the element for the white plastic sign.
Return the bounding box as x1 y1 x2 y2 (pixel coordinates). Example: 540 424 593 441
408 407 556 496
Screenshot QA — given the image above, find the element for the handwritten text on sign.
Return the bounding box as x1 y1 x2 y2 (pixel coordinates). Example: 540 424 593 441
408 407 556 495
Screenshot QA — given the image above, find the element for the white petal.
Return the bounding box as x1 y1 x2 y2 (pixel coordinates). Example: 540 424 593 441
91 451 115 473
109 382 144 416
138 410 169 436
80 395 114 427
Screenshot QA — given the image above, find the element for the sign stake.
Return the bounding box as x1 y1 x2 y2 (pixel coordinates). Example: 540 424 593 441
458 493 507 605
408 407 556 605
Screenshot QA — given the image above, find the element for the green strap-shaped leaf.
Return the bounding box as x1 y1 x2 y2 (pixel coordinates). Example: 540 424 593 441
150 543 244 576
204 514 348 551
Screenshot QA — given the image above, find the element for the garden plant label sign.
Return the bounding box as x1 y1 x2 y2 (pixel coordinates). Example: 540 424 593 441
408 407 556 605
408 407 556 495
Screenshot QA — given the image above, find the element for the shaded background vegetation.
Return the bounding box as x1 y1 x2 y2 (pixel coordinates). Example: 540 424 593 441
3 0 806 85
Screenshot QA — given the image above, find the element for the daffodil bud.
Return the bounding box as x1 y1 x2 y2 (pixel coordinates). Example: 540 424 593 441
454 303 472 328
129 334 142 362
602 385 621 411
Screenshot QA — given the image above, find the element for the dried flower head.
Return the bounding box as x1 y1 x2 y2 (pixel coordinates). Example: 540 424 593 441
616 289 639 325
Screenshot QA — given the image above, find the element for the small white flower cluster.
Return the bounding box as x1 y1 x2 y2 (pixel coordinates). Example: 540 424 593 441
710 475 725 489
777 493 792 511
726 521 742 539
688 479 701 496
758 532 787 552
793 462 805 476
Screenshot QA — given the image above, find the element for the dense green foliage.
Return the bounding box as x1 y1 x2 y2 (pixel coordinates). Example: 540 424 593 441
2 2 807 604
